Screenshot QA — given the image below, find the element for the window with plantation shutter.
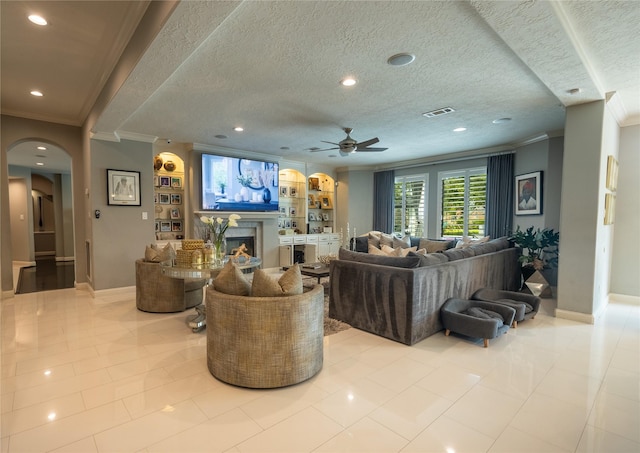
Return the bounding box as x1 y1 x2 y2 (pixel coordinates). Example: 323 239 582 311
438 168 486 237
394 175 427 237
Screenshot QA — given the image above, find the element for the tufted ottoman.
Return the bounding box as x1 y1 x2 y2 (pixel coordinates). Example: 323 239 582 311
441 298 516 347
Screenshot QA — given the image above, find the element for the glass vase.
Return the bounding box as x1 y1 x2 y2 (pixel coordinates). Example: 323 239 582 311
213 237 226 267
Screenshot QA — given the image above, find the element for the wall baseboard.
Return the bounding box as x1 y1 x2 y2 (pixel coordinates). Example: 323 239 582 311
90 286 136 304
609 293 640 305
55 256 75 262
555 308 596 324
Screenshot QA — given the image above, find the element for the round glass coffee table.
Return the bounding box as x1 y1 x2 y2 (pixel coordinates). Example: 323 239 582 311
160 257 262 331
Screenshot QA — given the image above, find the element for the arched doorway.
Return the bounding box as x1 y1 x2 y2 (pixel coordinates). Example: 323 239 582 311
7 140 75 294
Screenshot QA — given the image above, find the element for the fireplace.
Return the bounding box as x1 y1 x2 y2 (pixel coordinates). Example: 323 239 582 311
226 236 255 257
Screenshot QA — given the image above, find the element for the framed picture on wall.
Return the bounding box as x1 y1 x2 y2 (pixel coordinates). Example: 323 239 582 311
107 169 141 206
159 193 170 204
171 220 183 232
171 176 182 188
515 171 542 215
160 221 171 232
170 193 182 205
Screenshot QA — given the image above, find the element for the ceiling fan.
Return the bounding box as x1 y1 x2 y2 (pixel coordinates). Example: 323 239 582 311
312 128 387 156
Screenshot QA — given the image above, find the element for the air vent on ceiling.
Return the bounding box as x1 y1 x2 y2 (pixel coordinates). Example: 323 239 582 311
422 107 455 118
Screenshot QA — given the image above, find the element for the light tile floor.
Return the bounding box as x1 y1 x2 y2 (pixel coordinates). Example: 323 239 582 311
1 287 638 453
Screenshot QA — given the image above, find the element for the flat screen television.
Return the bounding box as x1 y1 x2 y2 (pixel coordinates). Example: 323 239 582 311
201 154 279 212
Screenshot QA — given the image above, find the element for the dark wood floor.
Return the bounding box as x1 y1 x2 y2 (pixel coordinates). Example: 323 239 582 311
16 257 75 294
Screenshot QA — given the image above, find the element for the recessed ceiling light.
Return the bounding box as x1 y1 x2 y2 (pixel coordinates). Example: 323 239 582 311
280 147 290 150
37 146 47 150
567 88 581 95
36 162 45 166
340 77 357 87
35 154 46 158
28 14 47 26
453 127 467 132
214 134 227 139
233 127 244 132
30 90 44 97
492 117 512 124
387 53 415 66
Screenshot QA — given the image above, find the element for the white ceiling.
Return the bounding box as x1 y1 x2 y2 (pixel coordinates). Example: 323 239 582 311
2 1 639 172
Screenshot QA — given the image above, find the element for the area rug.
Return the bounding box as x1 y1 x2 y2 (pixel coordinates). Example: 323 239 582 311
303 275 350 336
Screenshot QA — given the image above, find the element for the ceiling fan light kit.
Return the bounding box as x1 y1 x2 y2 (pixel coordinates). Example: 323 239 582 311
312 127 388 157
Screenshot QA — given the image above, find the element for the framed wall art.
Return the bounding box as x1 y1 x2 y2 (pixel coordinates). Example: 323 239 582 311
171 176 182 188
170 193 182 205
515 171 542 215
321 195 333 209
159 193 170 204
107 169 141 206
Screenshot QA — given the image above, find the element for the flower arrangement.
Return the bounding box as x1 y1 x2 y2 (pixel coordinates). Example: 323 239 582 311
200 214 241 261
510 226 559 270
237 174 253 187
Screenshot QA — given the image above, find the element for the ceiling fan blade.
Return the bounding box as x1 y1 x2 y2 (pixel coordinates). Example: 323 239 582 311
356 137 379 148
321 140 340 146
310 147 339 152
357 147 387 152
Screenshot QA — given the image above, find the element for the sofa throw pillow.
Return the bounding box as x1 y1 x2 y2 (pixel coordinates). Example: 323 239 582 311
409 251 449 267
392 235 412 249
418 238 456 253
455 236 490 249
339 247 420 268
251 265 303 297
368 232 381 250
382 244 417 257
213 260 251 296
368 244 387 256
144 243 175 262
379 233 395 248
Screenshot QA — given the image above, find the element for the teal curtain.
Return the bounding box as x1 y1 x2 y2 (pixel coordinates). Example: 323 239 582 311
373 170 394 233
486 153 514 238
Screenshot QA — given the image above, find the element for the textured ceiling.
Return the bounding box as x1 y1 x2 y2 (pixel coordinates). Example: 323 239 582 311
3 1 639 171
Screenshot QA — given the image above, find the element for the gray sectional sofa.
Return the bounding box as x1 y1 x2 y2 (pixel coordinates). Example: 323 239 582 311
328 237 521 345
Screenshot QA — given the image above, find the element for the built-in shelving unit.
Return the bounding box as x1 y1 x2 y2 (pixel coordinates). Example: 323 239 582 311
154 152 185 241
278 169 306 234
307 172 335 234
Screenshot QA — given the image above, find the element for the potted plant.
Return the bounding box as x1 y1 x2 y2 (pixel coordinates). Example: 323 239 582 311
510 226 559 285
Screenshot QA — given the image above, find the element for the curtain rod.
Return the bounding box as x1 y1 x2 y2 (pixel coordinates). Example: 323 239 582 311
374 150 515 173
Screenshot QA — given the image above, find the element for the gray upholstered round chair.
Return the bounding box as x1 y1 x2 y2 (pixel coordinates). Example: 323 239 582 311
135 259 205 313
206 284 324 388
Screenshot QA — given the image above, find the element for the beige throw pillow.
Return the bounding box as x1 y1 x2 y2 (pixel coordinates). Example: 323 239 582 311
144 243 175 262
213 260 251 295
418 239 452 253
251 265 303 297
368 232 381 249
393 235 412 249
382 244 417 257
368 244 387 255
455 236 490 249
379 233 395 248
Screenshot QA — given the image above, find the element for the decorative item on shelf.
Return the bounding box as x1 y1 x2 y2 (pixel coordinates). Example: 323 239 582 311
154 155 163 171
203 241 214 265
262 187 272 203
200 213 241 266
163 160 176 172
510 226 559 296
